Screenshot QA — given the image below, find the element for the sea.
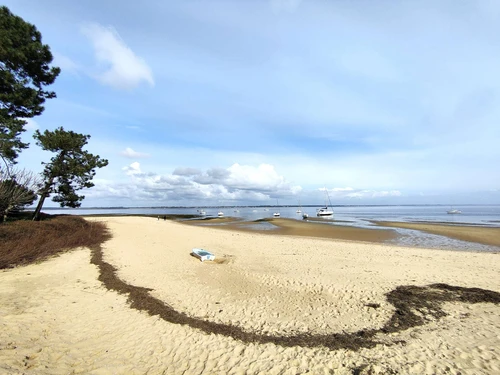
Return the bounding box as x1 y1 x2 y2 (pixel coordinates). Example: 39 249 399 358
43 204 500 253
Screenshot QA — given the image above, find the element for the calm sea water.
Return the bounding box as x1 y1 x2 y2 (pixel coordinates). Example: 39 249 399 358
43 205 500 252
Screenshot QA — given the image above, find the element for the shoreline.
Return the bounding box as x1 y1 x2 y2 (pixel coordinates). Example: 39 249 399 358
372 221 500 248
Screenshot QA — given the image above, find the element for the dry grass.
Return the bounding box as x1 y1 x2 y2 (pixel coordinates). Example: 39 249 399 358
0 215 111 269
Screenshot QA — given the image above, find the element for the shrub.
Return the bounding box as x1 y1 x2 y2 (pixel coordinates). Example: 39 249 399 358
0 215 111 268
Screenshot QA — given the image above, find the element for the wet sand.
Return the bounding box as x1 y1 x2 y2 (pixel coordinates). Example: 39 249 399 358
374 221 500 248
208 218 397 243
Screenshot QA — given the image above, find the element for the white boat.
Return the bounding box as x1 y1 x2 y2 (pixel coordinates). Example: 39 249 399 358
302 213 309 219
274 198 280 217
217 200 224 217
191 248 215 262
198 209 206 216
317 188 334 216
447 209 462 214
317 207 334 216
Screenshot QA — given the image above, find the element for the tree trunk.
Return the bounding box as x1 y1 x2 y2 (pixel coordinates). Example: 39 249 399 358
32 192 47 221
32 179 53 221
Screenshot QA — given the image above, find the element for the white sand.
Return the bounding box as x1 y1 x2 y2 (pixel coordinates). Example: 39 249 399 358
1 216 499 374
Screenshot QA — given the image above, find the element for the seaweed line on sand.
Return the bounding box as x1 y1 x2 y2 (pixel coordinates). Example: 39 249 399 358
89 244 500 351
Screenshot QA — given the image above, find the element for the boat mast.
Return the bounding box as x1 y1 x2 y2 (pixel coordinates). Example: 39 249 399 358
325 188 332 208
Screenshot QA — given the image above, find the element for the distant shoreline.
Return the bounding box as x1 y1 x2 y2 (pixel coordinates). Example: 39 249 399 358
35 203 500 210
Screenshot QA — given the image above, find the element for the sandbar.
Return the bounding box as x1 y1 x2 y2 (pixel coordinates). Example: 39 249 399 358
374 221 500 248
207 217 397 243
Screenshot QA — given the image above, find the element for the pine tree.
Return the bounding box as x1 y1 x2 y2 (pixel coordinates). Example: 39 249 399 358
32 127 108 220
0 6 60 168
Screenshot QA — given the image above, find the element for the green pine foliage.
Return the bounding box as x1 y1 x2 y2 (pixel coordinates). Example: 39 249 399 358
32 127 109 220
0 5 60 165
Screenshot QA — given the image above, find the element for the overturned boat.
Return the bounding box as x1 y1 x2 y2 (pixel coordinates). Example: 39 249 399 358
191 248 215 262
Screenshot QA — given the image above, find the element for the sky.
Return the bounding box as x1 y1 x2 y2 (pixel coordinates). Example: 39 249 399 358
4 0 500 207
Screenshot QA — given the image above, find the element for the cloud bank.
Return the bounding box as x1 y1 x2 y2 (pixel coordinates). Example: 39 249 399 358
86 162 414 206
99 162 300 205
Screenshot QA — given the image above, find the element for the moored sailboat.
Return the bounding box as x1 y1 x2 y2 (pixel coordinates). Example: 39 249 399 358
317 188 333 216
273 198 280 217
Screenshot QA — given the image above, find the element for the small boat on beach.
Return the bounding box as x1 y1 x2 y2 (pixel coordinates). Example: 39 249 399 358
191 248 215 262
302 213 309 219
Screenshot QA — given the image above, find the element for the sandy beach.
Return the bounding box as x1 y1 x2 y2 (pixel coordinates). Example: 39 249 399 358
1 216 499 374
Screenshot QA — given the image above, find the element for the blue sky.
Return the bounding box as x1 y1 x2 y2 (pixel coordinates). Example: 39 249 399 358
5 0 500 207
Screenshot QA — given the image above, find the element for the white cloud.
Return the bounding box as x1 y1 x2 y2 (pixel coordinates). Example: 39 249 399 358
191 163 298 195
120 147 150 158
122 162 142 176
104 163 301 204
81 23 154 90
226 163 286 190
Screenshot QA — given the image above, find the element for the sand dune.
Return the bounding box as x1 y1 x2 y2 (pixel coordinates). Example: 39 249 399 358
1 216 499 374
